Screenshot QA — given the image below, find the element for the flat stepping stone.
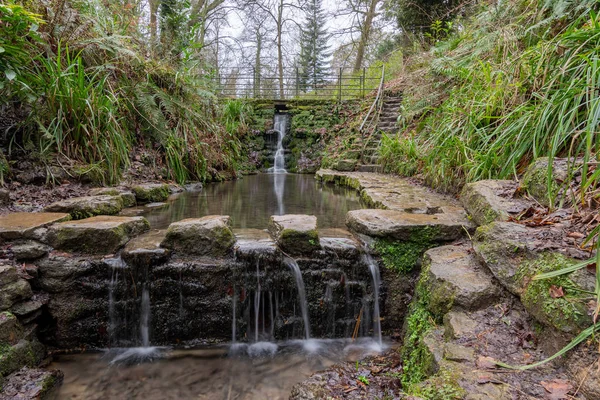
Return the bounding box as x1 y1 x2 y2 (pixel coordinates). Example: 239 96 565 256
424 245 500 313
268 215 321 256
0 212 70 240
46 216 150 254
319 228 360 259
89 187 136 207
132 183 170 204
44 195 124 219
460 180 531 226
161 216 235 257
234 229 279 262
122 229 169 267
316 169 465 214
346 209 472 241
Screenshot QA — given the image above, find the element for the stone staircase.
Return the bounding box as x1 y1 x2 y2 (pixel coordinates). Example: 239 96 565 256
357 93 402 173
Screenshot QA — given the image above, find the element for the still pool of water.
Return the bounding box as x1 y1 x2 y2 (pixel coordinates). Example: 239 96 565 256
51 339 385 400
137 173 365 230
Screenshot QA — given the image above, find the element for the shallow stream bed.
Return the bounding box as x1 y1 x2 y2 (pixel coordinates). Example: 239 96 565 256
51 339 385 400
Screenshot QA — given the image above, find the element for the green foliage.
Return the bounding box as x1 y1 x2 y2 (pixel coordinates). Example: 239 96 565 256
358 375 370 385
32 43 130 184
0 1 42 101
298 0 332 92
380 0 600 205
374 237 435 275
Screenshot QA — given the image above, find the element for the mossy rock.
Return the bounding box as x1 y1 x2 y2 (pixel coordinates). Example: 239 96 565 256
0 312 23 345
521 157 581 208
132 183 170 204
161 216 235 257
44 195 124 220
268 215 321 256
46 216 150 254
0 339 45 377
460 180 530 226
0 280 32 312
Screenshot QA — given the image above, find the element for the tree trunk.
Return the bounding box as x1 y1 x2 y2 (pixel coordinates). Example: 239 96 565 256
150 0 159 53
255 32 262 97
352 0 379 73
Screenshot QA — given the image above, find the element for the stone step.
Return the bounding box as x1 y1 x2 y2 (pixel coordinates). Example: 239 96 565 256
0 212 70 240
46 216 150 255
424 244 501 314
268 215 320 256
122 229 170 267
44 195 125 220
356 164 382 173
346 209 473 241
460 180 531 226
162 216 235 257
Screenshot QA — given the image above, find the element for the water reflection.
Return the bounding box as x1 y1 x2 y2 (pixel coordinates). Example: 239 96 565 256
142 174 364 229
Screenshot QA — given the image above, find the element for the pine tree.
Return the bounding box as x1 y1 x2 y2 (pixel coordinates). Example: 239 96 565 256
298 0 331 92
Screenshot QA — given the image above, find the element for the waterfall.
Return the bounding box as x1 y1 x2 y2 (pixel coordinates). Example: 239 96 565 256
140 285 150 347
284 258 311 339
254 259 261 341
363 253 382 347
269 113 288 173
232 288 237 343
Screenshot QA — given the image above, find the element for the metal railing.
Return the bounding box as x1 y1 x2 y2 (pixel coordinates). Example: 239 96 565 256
210 67 384 100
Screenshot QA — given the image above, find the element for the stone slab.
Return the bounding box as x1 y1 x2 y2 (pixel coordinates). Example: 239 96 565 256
0 213 70 240
234 229 280 263
89 187 136 207
122 229 170 267
46 216 150 254
346 209 472 241
161 216 235 257
425 245 500 313
460 180 531 226
268 214 321 256
132 183 170 204
44 195 124 219
0 367 64 399
316 169 465 214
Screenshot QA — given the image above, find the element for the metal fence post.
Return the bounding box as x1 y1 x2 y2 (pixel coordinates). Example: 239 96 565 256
338 68 342 102
362 68 366 98
252 67 256 99
296 67 299 98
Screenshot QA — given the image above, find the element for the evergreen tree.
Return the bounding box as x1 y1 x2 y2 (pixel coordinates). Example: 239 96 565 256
298 0 331 92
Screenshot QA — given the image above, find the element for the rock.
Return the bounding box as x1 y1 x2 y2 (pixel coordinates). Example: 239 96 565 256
10 295 47 325
0 265 19 287
474 222 590 335
268 215 321 256
0 280 33 311
424 245 500 314
334 159 356 172
0 338 45 377
145 202 169 209
346 209 472 241
233 229 280 263
89 188 136 207
522 157 581 207
460 180 530 226
161 216 235 257
0 312 23 345
46 216 150 254
316 169 466 214
184 182 203 191
0 188 10 206
10 241 51 260
319 229 361 259
44 195 124 219
566 344 600 399
132 183 170 203
444 343 475 363
168 184 184 193
0 213 70 240
444 311 478 339
0 367 64 399
122 230 170 267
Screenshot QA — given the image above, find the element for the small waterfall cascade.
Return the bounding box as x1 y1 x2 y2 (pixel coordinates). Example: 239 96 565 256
284 257 311 340
363 253 382 347
269 113 289 173
140 285 151 347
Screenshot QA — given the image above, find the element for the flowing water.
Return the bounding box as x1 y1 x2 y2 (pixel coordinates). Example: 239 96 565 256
364 253 383 348
51 339 384 400
268 113 288 173
285 258 311 340
139 174 364 230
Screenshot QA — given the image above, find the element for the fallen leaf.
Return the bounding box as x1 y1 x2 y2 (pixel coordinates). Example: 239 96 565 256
477 374 492 384
567 232 585 239
549 285 564 299
540 379 573 400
